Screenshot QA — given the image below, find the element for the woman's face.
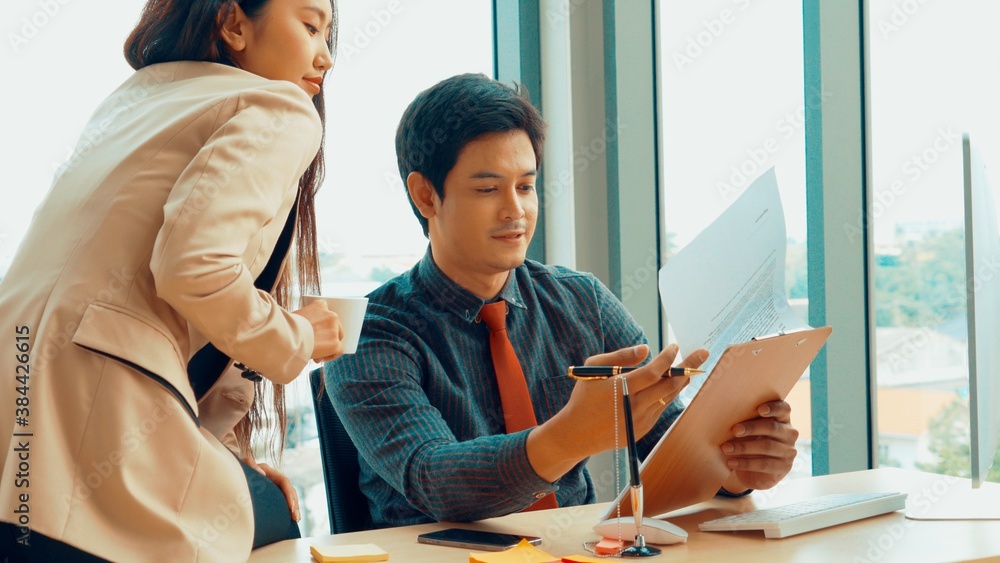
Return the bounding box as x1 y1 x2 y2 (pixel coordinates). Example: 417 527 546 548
224 0 334 96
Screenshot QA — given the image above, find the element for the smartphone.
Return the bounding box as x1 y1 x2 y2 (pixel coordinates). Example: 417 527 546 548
416 528 542 551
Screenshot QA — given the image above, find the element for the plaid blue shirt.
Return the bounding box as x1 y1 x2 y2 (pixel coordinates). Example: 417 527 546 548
324 249 683 527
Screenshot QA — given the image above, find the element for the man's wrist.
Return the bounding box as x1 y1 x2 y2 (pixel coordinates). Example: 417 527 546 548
525 422 585 483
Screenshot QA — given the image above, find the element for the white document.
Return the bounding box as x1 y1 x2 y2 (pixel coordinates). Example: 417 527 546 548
659 168 808 399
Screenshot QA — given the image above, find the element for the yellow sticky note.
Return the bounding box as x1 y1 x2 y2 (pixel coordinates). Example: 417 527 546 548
468 538 558 563
310 543 389 562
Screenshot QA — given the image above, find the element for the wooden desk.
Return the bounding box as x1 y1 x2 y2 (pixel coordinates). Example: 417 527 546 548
250 468 1000 562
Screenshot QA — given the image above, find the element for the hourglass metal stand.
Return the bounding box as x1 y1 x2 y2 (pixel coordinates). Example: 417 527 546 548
617 377 661 558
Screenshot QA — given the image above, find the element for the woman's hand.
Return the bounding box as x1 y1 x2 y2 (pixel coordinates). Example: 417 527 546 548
294 301 345 362
242 456 301 522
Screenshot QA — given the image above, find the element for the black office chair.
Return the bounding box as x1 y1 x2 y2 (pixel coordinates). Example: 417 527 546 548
309 368 374 534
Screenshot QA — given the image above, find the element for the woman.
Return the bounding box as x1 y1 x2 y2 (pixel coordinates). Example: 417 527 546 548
0 0 343 559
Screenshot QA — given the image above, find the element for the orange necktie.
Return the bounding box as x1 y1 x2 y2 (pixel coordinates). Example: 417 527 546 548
479 300 558 511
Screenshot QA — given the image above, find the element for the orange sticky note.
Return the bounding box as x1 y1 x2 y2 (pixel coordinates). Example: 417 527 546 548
310 543 388 562
468 538 558 563
593 538 624 555
562 556 607 563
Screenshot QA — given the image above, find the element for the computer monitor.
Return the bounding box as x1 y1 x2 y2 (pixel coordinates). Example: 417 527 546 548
906 133 1000 521
962 132 1000 489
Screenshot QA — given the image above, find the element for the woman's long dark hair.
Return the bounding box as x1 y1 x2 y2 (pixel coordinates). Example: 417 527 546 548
124 0 338 462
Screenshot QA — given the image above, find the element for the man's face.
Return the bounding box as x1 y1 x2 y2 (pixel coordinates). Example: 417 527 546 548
427 130 538 279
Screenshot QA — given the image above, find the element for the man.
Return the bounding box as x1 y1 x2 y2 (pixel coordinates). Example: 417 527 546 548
324 73 798 528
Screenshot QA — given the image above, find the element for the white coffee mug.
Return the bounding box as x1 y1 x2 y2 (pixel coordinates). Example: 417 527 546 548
300 295 369 355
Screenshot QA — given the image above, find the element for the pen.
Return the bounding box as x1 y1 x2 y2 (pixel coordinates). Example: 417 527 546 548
618 377 661 556
566 365 705 380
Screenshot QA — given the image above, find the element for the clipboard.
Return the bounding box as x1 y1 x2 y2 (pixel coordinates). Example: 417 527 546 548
600 326 833 520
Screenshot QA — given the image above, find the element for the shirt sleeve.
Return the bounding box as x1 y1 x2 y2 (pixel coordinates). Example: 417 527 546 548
590 275 683 459
150 83 321 384
324 314 557 523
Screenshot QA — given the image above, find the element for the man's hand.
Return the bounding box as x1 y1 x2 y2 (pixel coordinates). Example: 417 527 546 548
526 343 709 483
720 400 799 492
580 344 709 447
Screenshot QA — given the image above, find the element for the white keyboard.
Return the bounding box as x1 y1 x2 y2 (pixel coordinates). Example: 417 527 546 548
698 492 907 538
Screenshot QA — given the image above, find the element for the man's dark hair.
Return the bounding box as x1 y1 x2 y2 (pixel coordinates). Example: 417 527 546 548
395 73 547 237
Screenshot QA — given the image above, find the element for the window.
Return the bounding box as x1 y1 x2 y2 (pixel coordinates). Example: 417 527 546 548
0 3 139 276
656 0 810 477
316 0 493 298
868 0 1000 483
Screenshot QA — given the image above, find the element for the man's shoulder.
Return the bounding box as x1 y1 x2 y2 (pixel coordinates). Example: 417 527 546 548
516 260 632 319
519 259 598 285
366 269 422 314
326 271 425 376
516 260 610 303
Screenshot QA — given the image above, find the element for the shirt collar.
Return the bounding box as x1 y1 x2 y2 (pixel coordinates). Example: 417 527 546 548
414 247 527 324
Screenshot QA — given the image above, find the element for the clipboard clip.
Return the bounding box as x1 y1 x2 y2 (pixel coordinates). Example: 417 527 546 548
751 326 813 342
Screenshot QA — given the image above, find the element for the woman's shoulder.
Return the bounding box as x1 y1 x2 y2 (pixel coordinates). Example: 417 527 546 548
128 61 318 116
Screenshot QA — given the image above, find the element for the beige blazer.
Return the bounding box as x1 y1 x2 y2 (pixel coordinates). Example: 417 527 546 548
0 61 321 561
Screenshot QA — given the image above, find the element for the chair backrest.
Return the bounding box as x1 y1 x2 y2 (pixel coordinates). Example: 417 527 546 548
309 368 374 534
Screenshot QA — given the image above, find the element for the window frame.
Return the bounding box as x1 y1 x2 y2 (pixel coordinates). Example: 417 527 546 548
531 0 878 475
